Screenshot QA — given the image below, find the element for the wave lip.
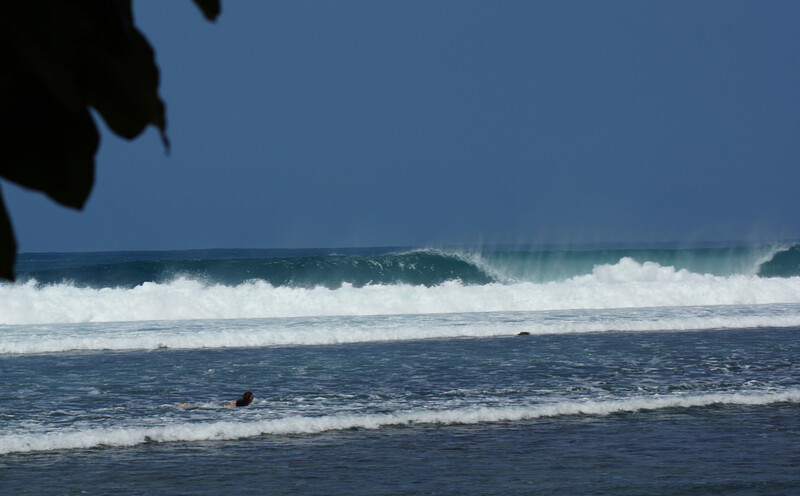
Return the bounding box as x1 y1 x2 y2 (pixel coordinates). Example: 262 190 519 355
2 389 798 455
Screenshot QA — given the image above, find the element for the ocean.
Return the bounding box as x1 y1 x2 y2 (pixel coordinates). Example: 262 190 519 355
1 244 799 494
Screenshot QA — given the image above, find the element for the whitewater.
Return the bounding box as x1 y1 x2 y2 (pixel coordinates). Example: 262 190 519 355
2 244 800 494
3 389 798 455
3 245 800 326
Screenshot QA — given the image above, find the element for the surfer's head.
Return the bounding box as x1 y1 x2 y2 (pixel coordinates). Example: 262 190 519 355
241 391 254 405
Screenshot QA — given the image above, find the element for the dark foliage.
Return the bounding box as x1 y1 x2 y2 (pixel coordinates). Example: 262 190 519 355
0 0 220 280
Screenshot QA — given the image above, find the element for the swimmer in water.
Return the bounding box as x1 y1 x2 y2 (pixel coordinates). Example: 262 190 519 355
224 391 254 408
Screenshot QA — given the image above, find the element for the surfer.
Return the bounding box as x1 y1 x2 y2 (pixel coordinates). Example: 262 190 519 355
224 391 254 408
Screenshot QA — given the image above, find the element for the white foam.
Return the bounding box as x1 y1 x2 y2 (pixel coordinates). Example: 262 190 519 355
2 304 800 354
2 389 797 455
2 258 800 325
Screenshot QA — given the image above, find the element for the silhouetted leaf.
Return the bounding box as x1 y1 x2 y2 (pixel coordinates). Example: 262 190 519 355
192 0 221 21
0 38 98 209
0 187 16 281
83 27 168 145
0 1 89 113
0 1 167 145
0 0 221 279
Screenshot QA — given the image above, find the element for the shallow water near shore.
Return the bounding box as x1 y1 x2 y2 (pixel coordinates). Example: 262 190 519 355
4 404 799 495
2 327 799 494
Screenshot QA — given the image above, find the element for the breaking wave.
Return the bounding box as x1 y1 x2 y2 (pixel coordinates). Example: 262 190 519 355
1 257 800 325
11 243 800 290
2 389 797 455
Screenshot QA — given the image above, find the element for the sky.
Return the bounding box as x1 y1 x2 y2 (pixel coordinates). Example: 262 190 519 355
4 0 799 253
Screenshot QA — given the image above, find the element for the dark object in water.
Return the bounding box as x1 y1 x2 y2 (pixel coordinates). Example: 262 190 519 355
225 391 254 408
516 331 530 336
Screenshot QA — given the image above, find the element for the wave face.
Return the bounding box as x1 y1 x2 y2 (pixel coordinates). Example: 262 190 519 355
2 244 800 326
13 243 799 289
758 244 800 277
13 248 493 289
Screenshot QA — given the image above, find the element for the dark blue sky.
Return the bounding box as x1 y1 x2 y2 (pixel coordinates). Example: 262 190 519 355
5 1 799 252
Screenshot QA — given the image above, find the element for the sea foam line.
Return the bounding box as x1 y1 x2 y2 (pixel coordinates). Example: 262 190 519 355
3 308 800 355
3 259 800 325
2 389 798 455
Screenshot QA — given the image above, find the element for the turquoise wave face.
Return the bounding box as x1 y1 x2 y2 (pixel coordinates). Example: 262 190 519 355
10 243 799 289
758 244 800 277
12 249 494 289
